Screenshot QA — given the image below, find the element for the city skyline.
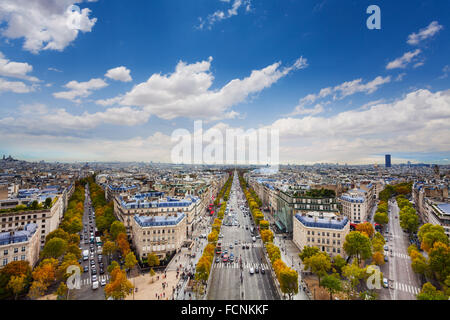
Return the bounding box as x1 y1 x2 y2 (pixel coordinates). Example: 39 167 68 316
0 0 449 164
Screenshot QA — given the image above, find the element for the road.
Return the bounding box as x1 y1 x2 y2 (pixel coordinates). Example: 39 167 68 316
207 172 279 300
378 199 422 300
71 183 108 300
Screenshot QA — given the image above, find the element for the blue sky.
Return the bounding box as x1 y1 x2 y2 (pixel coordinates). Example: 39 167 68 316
0 0 449 164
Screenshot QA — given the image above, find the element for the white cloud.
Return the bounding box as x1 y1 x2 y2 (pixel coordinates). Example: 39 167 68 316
0 52 39 82
0 0 97 53
386 49 421 70
291 104 324 116
118 56 306 120
293 75 391 112
439 65 450 79
407 21 443 45
269 89 450 163
53 78 108 102
197 0 251 30
48 67 62 73
0 77 34 93
105 66 132 82
395 73 406 82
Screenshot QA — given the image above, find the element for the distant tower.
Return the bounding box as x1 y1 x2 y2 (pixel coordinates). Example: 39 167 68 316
385 154 391 168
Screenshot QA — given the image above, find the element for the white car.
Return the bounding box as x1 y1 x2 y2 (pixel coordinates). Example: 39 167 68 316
249 267 255 275
92 281 99 290
101 278 106 286
382 278 389 288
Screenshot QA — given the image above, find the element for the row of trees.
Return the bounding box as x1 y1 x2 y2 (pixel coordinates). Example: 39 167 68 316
408 223 450 299
238 172 298 299
213 173 232 205
378 182 412 202
396 195 420 235
87 176 116 233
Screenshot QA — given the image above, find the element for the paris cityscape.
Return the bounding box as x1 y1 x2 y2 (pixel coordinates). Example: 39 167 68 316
0 0 449 308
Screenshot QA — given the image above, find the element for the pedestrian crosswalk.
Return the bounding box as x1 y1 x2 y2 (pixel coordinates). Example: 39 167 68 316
392 252 410 260
393 282 420 295
213 262 269 270
81 274 109 286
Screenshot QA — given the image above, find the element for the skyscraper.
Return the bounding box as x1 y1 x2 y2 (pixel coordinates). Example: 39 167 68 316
385 154 391 168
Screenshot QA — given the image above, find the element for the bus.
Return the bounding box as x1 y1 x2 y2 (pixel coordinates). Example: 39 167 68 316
215 241 222 255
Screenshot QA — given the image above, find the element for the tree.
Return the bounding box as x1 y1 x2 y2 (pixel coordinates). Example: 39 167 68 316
107 261 120 274
399 209 419 234
56 282 68 300
320 274 342 300
149 268 156 283
104 267 134 300
418 224 449 252
266 243 281 263
45 228 69 243
343 231 372 264
356 222 375 238
303 252 331 285
372 251 385 265
417 282 448 300
208 231 219 243
332 255 347 274
342 261 365 291
195 256 212 282
374 211 389 225
428 241 450 282
44 197 52 209
103 241 117 263
116 233 130 256
299 246 320 262
41 237 68 259
124 252 138 273
147 253 160 267
259 220 269 230
260 229 274 243
7 275 26 300
110 221 127 240
279 268 298 299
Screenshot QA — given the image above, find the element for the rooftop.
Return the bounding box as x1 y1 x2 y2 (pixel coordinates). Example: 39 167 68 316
0 223 38 246
134 212 185 227
295 213 349 230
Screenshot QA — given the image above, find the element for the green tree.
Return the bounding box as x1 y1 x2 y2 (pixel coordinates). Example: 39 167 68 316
374 211 389 225
303 252 331 285
320 274 342 300
107 261 120 273
417 282 448 300
418 224 449 252
342 261 365 291
332 255 347 274
41 237 68 259
103 240 117 263
147 253 160 267
44 197 52 209
110 221 127 240
299 246 320 262
428 241 450 281
343 231 372 264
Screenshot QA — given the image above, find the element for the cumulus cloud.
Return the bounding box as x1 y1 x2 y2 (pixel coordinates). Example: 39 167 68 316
0 0 97 53
407 21 443 45
53 78 108 102
197 0 252 30
386 49 422 70
0 78 34 93
0 52 40 82
105 66 132 82
292 75 391 113
117 56 307 120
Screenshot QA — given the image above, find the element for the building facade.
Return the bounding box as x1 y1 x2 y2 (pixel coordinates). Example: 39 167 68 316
0 223 40 268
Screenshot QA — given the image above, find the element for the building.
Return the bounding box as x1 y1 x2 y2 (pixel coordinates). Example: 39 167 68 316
0 223 40 268
132 212 186 260
339 189 369 223
114 192 201 238
385 154 391 168
293 212 349 257
275 189 340 234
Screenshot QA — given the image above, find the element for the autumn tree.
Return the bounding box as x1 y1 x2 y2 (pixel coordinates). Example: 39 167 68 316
428 241 450 282
356 222 375 238
372 251 385 265
110 221 127 240
417 282 448 300
104 267 134 300
56 282 68 300
260 229 274 243
299 246 320 262
116 232 130 256
147 253 160 267
124 252 138 274
279 268 298 300
195 256 212 282
418 224 449 252
374 211 389 226
7 275 26 300
41 237 68 259
259 220 269 230
208 231 219 243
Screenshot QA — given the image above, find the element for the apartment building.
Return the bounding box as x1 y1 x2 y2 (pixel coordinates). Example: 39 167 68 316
0 223 40 268
293 211 349 257
132 212 186 260
339 188 370 223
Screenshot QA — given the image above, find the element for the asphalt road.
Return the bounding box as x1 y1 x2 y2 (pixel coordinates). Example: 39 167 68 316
71 184 108 300
378 199 422 300
207 172 279 300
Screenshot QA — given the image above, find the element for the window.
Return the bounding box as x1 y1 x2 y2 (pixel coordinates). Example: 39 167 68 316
13 256 18 261
2 258 7 266
4 250 8 256
21 255 26 260
14 248 18 253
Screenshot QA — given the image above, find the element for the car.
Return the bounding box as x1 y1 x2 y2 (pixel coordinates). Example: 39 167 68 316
384 256 388 262
92 275 97 282
100 279 106 287
99 262 104 268
382 278 389 288
230 256 234 262
230 244 233 249
91 268 97 275
215 257 220 263
249 267 254 275
99 268 105 275
255 266 259 273
242 244 246 249
84 240 89 244
252 236 256 242
90 259 95 265
92 281 99 290
83 266 89 273
383 245 389 251
224 249 228 254
261 267 265 274
246 244 249 249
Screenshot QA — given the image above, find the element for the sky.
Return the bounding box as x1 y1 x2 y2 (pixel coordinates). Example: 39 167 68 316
0 0 449 165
